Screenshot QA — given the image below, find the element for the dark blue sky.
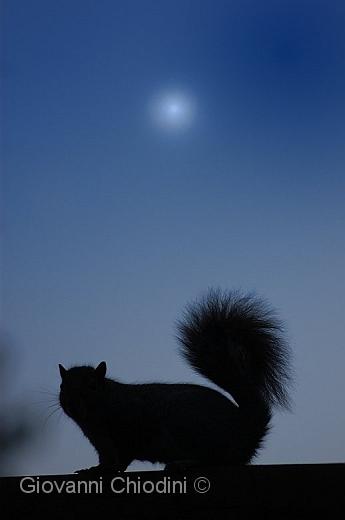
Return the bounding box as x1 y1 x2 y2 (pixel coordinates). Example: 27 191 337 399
2 0 345 474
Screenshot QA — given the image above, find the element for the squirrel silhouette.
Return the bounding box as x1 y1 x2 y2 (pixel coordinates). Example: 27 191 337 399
59 289 291 473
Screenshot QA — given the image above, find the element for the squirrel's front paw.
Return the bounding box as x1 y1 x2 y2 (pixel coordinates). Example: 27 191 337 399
75 464 123 475
75 465 102 475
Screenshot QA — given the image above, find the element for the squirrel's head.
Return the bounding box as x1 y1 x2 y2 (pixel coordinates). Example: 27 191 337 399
58 362 107 421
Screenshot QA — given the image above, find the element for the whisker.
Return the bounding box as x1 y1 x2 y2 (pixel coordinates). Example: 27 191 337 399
57 409 63 426
35 387 59 397
42 406 61 430
32 398 59 406
45 402 60 409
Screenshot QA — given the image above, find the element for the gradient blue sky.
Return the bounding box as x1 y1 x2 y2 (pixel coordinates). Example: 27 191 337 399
2 0 345 475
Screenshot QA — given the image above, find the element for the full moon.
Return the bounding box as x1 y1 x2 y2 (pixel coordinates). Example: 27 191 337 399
150 91 196 131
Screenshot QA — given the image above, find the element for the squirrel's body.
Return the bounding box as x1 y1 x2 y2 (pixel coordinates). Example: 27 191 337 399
59 290 290 472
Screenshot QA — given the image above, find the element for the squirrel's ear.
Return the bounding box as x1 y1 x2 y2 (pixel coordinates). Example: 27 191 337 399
95 361 107 379
59 364 67 379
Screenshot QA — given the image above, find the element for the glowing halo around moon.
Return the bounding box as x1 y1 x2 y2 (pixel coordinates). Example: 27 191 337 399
150 90 196 131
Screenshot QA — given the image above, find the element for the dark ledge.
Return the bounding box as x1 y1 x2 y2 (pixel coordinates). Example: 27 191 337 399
1 464 344 519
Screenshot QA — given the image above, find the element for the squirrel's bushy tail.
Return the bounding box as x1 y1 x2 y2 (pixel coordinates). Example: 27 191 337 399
177 289 291 411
